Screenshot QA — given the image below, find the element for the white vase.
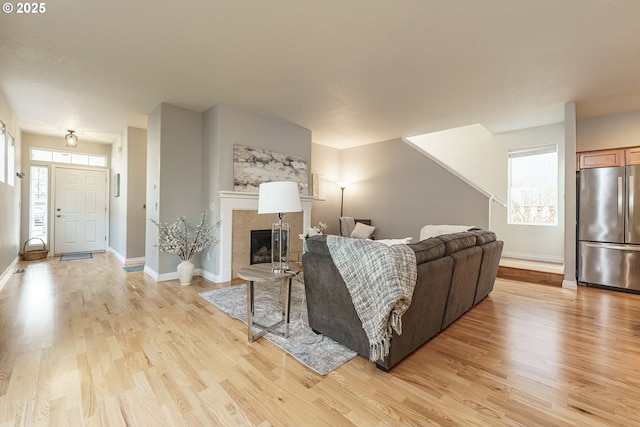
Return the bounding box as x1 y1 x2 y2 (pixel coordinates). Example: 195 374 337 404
177 260 195 285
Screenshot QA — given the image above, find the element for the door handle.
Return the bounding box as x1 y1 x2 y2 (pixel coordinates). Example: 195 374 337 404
629 175 635 242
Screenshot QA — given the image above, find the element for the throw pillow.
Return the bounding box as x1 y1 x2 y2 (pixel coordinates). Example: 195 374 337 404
350 222 376 239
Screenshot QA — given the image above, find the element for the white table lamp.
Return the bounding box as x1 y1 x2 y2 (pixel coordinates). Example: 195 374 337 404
258 181 302 272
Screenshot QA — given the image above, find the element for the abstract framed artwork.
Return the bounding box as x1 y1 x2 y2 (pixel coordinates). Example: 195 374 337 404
233 144 309 194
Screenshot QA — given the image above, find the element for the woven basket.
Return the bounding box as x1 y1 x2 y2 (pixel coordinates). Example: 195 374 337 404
20 237 49 261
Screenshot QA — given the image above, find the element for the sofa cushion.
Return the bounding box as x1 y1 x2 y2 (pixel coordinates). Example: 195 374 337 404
438 232 477 255
408 238 445 264
470 229 497 245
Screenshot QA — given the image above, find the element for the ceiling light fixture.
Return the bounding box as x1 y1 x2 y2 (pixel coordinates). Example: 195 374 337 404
65 130 78 147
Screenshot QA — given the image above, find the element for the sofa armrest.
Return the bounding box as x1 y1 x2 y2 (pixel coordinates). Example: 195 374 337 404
302 250 370 357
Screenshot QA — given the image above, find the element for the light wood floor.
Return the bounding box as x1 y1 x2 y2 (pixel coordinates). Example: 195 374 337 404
2 253 640 426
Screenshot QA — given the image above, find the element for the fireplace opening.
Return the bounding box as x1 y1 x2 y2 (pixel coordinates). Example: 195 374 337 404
250 229 271 265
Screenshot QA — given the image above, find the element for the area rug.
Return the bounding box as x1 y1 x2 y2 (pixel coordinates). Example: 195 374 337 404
60 252 93 261
123 265 144 272
199 280 357 375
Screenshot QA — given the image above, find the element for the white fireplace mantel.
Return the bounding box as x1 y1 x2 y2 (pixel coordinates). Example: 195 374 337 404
217 191 312 282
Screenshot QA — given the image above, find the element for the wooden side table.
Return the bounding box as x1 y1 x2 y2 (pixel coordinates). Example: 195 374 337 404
237 263 299 342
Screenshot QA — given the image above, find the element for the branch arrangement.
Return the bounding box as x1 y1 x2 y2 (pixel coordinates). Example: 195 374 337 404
151 210 220 260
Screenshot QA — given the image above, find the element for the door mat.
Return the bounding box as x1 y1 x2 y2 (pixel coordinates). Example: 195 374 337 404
123 265 144 272
60 252 93 261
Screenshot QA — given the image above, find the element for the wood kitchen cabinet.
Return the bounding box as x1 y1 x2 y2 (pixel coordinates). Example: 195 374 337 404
625 147 640 165
577 149 624 170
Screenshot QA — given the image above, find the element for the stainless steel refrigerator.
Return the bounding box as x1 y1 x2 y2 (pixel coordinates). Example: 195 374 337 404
578 165 640 291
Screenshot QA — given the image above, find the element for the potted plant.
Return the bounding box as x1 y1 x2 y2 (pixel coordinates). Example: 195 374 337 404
151 210 220 285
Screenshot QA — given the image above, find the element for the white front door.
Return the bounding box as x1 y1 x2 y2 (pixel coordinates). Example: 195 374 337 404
54 168 107 254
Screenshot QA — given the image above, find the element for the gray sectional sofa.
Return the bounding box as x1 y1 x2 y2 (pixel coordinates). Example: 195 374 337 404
302 229 503 371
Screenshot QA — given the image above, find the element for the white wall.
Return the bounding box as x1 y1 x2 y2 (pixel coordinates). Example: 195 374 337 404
145 106 161 273
407 124 508 204
492 123 565 262
109 135 126 257
577 109 640 151
309 143 342 235
564 103 577 287
0 89 20 280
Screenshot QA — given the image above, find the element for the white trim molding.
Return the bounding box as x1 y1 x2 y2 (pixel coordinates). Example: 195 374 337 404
501 250 564 264
0 256 19 290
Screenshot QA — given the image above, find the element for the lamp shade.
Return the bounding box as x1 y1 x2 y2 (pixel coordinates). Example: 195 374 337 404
258 181 302 214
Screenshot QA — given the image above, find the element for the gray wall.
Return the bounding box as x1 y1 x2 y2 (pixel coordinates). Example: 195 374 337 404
126 127 147 258
200 104 313 276
0 89 20 278
146 103 203 276
311 138 489 241
109 126 147 261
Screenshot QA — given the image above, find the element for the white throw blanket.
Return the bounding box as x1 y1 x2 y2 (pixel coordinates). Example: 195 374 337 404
419 224 474 240
326 236 417 361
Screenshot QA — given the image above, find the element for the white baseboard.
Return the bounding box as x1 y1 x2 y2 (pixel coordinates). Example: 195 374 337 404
501 251 564 264
146 266 225 284
107 247 126 264
125 257 145 266
199 268 224 283
0 256 19 289
107 248 145 267
144 266 158 281
562 280 578 290
157 271 178 282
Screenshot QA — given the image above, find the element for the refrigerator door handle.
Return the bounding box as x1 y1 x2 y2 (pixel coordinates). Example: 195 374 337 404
629 175 635 242
619 176 624 236
583 241 640 251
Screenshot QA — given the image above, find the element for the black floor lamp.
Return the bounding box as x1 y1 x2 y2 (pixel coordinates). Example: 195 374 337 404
337 181 348 217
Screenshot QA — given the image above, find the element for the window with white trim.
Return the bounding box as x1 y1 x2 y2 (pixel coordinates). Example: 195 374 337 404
30 148 107 167
7 132 14 186
0 122 5 183
30 165 49 240
508 144 558 225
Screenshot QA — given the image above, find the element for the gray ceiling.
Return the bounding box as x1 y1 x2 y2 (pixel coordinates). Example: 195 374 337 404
1 0 640 148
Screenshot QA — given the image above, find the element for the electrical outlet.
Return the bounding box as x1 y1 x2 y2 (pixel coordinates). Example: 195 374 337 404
210 202 215 210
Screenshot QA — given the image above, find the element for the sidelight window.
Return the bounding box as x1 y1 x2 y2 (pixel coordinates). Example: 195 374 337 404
30 165 49 240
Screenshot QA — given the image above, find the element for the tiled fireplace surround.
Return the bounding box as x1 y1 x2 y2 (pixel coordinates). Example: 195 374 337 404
218 191 313 282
